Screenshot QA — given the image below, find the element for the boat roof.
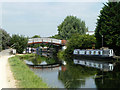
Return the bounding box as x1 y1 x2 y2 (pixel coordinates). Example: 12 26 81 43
74 49 112 51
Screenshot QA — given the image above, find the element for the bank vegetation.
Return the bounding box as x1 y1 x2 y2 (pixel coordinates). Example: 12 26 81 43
9 54 49 88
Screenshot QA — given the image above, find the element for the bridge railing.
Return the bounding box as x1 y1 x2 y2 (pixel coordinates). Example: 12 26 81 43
28 38 66 45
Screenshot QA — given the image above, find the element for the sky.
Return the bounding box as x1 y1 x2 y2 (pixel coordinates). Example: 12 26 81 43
0 0 108 37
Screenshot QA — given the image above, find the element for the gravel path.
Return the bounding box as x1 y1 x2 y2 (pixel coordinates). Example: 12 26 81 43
0 49 16 89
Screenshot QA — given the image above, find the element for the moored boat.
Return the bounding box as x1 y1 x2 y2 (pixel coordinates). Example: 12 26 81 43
73 48 115 60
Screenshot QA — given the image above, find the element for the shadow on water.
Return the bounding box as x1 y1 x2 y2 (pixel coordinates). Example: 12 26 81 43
95 62 120 89
25 53 120 88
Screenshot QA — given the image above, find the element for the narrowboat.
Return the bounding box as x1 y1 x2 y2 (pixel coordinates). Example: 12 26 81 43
73 48 114 60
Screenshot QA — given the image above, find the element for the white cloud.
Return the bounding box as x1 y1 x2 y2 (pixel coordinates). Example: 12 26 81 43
2 2 104 37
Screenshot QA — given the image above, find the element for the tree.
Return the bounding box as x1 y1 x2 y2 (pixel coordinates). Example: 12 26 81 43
0 28 11 50
32 35 40 38
10 34 28 53
58 16 88 40
65 34 96 54
95 2 120 55
50 34 62 39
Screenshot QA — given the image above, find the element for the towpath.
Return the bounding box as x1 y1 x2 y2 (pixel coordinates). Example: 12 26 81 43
0 49 16 89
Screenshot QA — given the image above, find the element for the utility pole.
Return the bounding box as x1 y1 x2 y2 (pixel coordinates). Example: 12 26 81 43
102 35 103 48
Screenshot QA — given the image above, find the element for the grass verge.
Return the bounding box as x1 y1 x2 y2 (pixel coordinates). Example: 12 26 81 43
9 55 49 88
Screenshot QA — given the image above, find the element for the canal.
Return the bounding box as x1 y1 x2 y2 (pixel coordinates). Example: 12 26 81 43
25 53 120 88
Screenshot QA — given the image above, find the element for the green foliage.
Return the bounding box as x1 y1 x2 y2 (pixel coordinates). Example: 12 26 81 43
95 2 120 55
57 16 88 40
50 34 62 39
57 50 65 60
10 34 28 54
18 54 35 60
0 28 11 50
9 56 48 88
29 44 41 48
32 35 41 38
65 34 96 54
18 54 57 65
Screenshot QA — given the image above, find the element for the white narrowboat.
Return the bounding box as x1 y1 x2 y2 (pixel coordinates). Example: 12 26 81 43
73 49 114 59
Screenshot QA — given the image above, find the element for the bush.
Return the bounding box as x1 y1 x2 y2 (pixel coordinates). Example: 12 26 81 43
65 34 96 55
10 34 28 54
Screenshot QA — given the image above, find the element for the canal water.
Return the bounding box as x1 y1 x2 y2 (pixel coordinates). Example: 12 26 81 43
25 54 120 88
30 67 96 88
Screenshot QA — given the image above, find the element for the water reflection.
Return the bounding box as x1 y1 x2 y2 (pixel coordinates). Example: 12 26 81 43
26 54 120 88
30 67 64 88
95 62 120 89
74 59 114 71
29 56 97 88
73 58 120 88
58 65 97 88
25 53 60 66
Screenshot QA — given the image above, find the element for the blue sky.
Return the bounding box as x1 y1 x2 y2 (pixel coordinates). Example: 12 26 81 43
0 1 107 37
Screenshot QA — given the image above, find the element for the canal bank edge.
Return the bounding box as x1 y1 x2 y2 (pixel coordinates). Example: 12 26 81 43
8 55 49 88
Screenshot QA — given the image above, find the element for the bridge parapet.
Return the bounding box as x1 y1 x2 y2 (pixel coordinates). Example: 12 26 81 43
28 38 66 46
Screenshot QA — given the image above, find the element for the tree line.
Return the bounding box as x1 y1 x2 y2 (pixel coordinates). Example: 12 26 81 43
52 1 120 56
0 1 120 55
95 1 120 55
0 28 40 53
0 28 28 53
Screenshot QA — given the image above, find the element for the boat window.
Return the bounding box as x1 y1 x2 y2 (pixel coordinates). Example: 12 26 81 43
100 51 103 55
110 50 112 54
86 51 89 54
110 50 113 55
93 51 96 54
103 50 109 55
80 51 85 54
84 51 86 54
95 51 98 55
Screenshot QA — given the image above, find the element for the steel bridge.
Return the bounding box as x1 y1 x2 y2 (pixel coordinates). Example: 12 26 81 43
28 37 66 46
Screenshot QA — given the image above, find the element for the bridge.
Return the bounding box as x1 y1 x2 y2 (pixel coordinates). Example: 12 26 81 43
28 37 66 46
26 38 67 54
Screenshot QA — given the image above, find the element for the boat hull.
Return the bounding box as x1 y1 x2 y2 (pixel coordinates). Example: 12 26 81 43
73 54 114 60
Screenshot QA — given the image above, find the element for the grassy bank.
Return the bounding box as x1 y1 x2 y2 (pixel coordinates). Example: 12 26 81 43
9 55 49 88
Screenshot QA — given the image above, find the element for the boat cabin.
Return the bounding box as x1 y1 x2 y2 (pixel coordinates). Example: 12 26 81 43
73 49 114 57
